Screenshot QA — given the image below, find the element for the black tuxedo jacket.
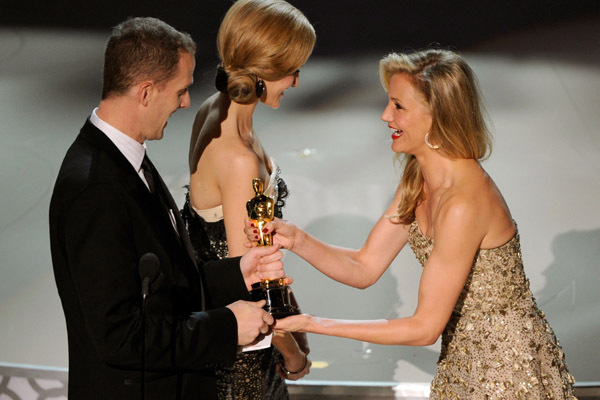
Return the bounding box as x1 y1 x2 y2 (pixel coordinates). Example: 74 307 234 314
49 119 250 399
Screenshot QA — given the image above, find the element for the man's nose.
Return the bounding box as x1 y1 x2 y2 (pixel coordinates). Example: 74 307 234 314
180 92 191 109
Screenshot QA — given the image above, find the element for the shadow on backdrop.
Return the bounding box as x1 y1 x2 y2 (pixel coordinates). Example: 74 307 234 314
537 228 600 382
295 214 438 381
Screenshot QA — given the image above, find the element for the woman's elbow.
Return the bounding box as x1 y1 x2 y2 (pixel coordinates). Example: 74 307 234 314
409 320 443 346
419 332 441 346
351 276 377 290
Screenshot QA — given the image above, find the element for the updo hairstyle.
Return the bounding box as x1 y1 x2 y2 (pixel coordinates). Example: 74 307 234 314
217 0 316 104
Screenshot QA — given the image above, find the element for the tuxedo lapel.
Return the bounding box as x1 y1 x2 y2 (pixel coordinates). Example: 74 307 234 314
144 156 206 310
80 120 179 246
144 157 197 264
79 119 205 308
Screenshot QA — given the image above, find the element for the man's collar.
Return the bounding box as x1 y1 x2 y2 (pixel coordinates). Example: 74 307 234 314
90 107 146 173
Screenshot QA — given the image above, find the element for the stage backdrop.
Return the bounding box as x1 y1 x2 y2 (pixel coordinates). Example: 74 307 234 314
0 2 598 387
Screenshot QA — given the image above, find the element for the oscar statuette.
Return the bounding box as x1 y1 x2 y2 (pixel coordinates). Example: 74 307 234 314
247 178 299 318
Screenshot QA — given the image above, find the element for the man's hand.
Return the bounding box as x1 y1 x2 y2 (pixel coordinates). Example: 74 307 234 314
226 300 274 346
239 244 285 290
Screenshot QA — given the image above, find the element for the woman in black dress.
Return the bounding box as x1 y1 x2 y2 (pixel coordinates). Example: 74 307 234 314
182 1 316 398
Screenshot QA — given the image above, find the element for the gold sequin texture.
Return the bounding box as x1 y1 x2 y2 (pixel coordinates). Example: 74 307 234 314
408 221 577 399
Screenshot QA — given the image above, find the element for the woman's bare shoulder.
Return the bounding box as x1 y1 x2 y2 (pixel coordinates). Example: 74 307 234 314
199 135 257 173
438 172 513 247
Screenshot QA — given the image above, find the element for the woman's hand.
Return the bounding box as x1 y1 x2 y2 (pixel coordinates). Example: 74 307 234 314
271 323 311 380
277 350 311 380
274 314 311 333
244 218 300 250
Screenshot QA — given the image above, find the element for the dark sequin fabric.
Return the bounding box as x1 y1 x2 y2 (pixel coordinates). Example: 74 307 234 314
181 176 289 400
408 220 577 399
181 176 287 264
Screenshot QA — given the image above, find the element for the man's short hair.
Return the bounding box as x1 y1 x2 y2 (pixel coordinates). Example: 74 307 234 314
102 17 196 99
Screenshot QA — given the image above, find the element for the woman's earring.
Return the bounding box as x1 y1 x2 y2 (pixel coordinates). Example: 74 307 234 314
256 79 265 98
215 65 228 94
425 132 439 150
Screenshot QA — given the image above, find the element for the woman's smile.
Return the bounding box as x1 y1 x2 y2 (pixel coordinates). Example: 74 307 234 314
390 127 403 140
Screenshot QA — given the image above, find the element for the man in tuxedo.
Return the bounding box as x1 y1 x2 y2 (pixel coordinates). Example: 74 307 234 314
49 17 283 399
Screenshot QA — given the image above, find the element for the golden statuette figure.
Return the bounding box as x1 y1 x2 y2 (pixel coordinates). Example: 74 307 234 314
247 177 298 318
246 178 275 246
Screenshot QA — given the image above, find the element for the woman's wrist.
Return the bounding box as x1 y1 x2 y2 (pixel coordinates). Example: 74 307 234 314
280 352 307 376
292 225 307 253
271 331 298 358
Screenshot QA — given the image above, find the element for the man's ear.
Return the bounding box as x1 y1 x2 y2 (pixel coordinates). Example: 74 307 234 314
137 81 153 106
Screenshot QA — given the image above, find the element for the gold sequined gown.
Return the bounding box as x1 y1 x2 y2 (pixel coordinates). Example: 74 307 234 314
408 220 577 399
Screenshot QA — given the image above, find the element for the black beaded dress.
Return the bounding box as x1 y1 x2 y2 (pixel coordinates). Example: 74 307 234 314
408 220 577 399
182 158 290 400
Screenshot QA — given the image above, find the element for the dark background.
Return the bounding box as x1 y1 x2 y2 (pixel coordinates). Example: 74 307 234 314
1 0 599 67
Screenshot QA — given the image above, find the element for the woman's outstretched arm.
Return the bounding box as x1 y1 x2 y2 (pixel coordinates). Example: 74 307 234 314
273 197 483 346
248 185 411 288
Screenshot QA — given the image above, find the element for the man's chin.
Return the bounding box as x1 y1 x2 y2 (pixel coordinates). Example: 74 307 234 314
144 131 165 142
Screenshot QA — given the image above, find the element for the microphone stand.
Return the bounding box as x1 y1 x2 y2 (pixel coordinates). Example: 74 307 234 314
138 252 160 400
141 277 150 400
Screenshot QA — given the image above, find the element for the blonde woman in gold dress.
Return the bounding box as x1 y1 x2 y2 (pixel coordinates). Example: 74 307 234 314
246 49 577 399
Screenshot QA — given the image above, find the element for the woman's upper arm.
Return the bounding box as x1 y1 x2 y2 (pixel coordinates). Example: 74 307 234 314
218 150 262 257
412 201 484 342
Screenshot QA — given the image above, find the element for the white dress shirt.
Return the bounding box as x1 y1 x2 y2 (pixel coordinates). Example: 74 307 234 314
90 107 150 191
90 108 177 230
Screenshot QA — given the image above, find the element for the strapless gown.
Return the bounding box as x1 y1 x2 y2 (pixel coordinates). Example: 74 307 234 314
407 220 577 399
182 159 289 400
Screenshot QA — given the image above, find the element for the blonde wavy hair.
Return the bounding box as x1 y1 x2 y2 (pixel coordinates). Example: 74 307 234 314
379 49 492 224
217 0 316 104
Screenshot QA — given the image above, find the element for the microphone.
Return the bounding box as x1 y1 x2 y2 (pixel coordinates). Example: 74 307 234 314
139 253 162 299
